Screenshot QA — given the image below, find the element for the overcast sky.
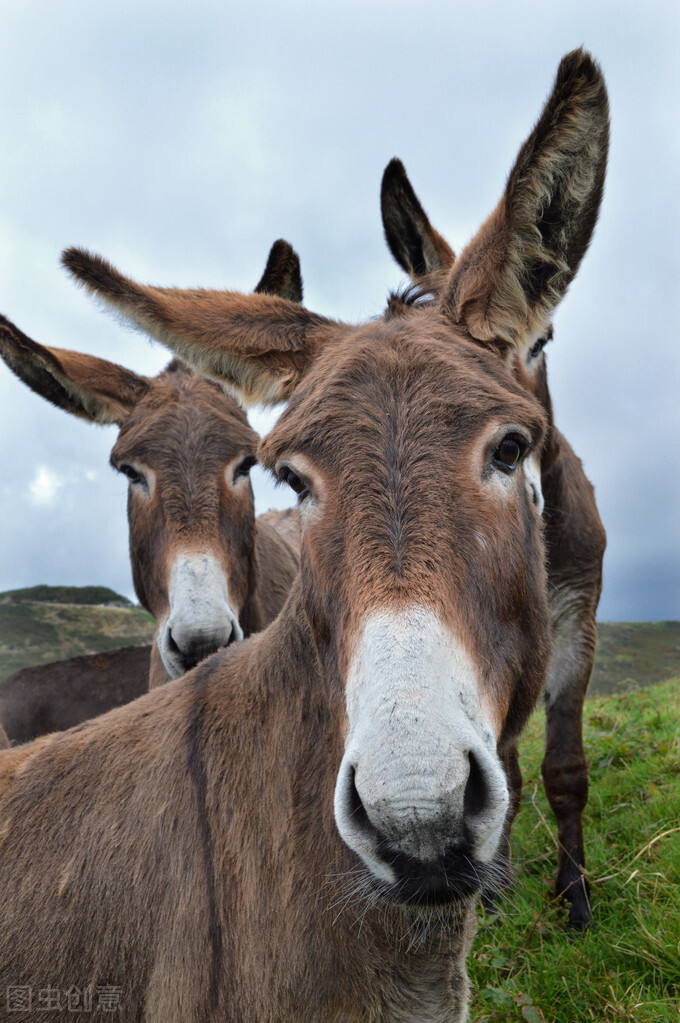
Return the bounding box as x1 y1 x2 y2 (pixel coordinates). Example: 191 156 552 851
0 0 678 622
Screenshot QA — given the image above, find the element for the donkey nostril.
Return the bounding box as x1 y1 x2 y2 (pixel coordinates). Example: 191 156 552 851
463 750 489 818
166 629 182 659
347 765 372 832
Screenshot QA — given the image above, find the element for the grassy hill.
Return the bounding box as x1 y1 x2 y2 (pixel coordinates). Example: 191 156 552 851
0 586 155 677
1 584 134 607
590 620 680 695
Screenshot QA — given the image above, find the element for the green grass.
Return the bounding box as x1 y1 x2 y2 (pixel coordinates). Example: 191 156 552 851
469 678 680 1022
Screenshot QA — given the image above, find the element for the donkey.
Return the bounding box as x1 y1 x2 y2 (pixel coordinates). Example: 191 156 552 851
0 645 151 745
0 50 608 1022
379 149 607 930
0 240 300 693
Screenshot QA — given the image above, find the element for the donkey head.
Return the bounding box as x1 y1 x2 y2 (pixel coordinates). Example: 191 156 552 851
0 241 303 685
110 361 259 678
63 50 608 903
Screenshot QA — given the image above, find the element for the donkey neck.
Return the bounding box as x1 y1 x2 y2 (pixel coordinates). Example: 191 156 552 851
196 583 476 1023
238 518 299 637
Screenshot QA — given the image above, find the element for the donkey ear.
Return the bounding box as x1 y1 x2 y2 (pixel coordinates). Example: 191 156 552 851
62 248 336 406
444 49 609 347
254 239 303 303
0 314 149 425
381 159 456 278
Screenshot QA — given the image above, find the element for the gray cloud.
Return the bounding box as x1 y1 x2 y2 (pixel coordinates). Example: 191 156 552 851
1 0 678 621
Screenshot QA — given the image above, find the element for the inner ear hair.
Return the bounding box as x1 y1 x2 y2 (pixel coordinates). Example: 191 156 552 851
445 49 609 345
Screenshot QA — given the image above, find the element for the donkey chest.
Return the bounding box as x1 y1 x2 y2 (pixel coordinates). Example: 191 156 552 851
316 952 470 1023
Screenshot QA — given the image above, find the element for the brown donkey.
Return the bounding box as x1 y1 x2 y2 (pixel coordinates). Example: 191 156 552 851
0 241 300 694
0 51 608 1022
380 149 607 929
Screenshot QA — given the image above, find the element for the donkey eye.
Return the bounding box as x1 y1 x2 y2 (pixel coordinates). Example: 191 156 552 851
278 466 310 501
493 435 528 473
529 336 547 359
233 455 257 482
119 463 147 488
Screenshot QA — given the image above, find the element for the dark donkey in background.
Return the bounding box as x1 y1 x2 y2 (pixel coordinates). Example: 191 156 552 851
0 241 300 734
0 51 607 1022
0 647 152 747
379 136 607 928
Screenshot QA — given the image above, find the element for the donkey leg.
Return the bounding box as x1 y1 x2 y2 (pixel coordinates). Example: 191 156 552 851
542 605 598 929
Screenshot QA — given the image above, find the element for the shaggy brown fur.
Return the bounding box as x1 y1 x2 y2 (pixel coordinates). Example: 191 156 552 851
0 51 608 1020
258 506 301 549
61 245 335 408
379 50 608 929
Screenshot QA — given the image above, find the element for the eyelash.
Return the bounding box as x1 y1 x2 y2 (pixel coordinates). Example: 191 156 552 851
118 463 147 488
529 335 548 359
233 455 257 482
277 465 311 501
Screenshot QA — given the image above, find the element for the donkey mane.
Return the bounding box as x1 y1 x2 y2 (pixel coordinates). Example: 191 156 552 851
384 282 439 318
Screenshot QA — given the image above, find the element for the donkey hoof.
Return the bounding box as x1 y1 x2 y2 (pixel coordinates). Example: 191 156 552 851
567 900 594 932
559 877 593 931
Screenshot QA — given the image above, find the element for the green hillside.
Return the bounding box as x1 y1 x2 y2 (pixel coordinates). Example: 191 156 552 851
470 675 680 1021
590 620 680 695
0 584 133 607
0 588 155 677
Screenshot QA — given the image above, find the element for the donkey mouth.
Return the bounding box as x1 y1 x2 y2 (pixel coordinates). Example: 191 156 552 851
164 619 242 675
371 843 506 906
179 629 239 670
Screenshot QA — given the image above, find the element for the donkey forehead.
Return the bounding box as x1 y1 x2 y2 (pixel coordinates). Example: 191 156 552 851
112 375 258 464
261 316 546 466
